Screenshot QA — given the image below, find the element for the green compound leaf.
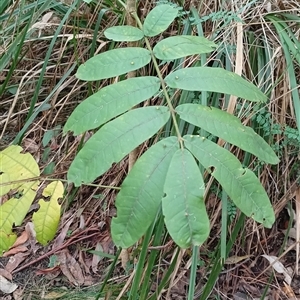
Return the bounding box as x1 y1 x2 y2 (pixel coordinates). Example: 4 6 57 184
32 181 63 245
165 67 267 102
76 48 151 81
68 106 171 186
143 4 178 37
162 149 210 248
153 35 217 60
112 137 179 248
176 104 279 164
104 25 144 41
64 77 161 135
184 135 275 228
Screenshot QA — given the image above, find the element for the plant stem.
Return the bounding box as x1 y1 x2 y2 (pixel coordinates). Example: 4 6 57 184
131 11 184 149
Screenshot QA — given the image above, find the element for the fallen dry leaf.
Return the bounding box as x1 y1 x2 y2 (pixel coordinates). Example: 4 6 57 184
35 266 61 275
78 251 92 274
0 268 13 281
10 231 28 248
22 138 39 154
43 291 67 299
12 288 24 300
225 254 252 265
120 248 129 271
57 250 84 286
0 275 18 294
3 246 28 257
283 281 296 298
25 222 39 254
262 254 292 285
52 218 74 249
5 252 30 274
92 242 103 273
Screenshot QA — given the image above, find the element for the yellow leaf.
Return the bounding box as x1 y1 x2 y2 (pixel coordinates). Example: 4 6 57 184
0 145 39 195
224 254 252 264
0 146 40 253
32 181 63 245
0 146 64 254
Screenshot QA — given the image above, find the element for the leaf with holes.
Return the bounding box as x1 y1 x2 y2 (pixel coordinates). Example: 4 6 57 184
112 136 179 248
165 67 267 102
68 106 171 186
76 48 151 81
104 25 144 41
176 104 279 164
63 77 161 135
0 146 40 253
153 36 217 60
162 149 210 248
143 4 178 37
0 146 64 255
184 135 275 228
32 181 63 245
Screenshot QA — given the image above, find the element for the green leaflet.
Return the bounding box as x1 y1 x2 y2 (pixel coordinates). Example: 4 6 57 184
184 135 275 228
68 106 171 186
112 137 179 248
143 4 178 37
153 35 217 60
162 149 210 248
176 104 279 164
63 77 161 135
104 25 144 41
165 67 267 102
76 48 151 81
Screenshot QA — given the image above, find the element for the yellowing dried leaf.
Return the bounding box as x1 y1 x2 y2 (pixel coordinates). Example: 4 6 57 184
32 181 63 245
43 291 67 299
225 255 252 265
0 146 40 253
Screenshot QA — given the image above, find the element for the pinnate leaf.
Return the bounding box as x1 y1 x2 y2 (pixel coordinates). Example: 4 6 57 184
153 36 217 60
112 137 179 248
64 77 161 135
165 67 267 102
104 25 144 41
162 149 210 248
184 135 275 228
33 181 63 245
68 106 171 186
143 4 178 37
176 104 279 164
76 48 151 81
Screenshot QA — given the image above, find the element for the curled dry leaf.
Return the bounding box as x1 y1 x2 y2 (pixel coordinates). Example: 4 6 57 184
10 231 28 248
92 242 103 273
25 222 39 254
52 218 74 249
2 246 28 257
262 254 292 285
